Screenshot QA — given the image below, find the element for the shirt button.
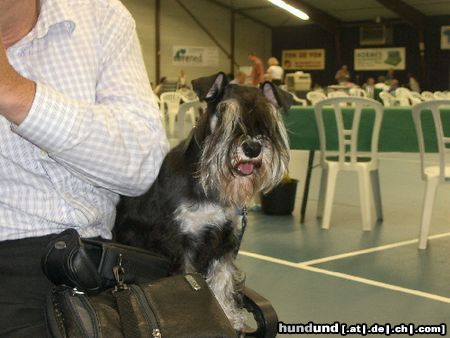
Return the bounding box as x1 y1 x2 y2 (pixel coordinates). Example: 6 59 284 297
40 150 47 158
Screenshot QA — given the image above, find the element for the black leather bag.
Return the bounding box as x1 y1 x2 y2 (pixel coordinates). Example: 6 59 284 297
45 273 236 338
42 229 236 338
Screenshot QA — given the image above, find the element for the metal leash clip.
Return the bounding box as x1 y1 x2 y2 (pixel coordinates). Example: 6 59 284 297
112 254 128 293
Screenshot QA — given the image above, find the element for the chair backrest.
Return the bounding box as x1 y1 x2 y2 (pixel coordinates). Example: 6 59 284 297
375 83 390 91
434 91 449 99
394 88 415 106
178 88 199 102
409 91 423 102
327 90 348 98
421 91 435 101
160 92 183 113
306 91 327 105
412 100 450 182
314 97 384 166
379 91 399 107
394 88 411 97
349 87 367 98
175 100 207 138
289 92 307 106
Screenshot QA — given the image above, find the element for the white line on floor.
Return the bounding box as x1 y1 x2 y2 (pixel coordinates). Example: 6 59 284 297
297 232 450 266
301 265 450 304
239 232 450 304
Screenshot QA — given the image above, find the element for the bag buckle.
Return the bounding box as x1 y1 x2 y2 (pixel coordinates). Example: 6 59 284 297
112 254 128 293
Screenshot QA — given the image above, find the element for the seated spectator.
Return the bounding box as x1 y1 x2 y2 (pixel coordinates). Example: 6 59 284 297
362 77 376 98
335 65 351 84
388 79 400 94
230 71 247 85
266 57 284 86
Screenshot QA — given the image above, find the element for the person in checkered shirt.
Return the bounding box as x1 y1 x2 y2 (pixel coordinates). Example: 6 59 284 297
0 0 169 335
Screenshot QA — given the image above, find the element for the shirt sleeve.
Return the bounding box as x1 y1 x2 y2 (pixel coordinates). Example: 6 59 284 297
12 15 169 197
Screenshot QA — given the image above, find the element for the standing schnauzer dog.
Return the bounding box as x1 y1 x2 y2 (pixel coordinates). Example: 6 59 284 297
114 72 292 331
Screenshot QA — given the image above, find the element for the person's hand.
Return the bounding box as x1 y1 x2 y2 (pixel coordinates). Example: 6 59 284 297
0 41 36 125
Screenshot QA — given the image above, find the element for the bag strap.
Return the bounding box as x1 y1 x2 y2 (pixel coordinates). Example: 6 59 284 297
112 255 149 338
114 289 143 338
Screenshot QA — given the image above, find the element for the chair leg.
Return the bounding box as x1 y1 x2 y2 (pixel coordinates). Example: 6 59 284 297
370 169 383 221
418 178 439 250
168 112 176 137
316 166 328 219
357 168 373 231
320 166 338 230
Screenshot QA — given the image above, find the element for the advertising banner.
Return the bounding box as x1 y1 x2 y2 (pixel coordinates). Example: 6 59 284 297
354 47 406 70
441 26 450 49
172 46 219 67
282 49 325 70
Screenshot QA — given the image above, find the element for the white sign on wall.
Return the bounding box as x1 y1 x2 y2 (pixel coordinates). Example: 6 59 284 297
354 47 406 70
441 26 450 50
172 46 219 67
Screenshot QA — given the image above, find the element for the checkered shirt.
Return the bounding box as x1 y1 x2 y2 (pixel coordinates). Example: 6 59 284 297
1 0 169 240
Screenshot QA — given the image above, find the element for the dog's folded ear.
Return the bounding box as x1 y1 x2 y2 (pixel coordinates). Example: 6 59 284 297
260 82 293 114
191 72 229 103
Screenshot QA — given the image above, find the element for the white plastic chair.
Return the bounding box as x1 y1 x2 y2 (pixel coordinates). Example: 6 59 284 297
289 92 307 106
175 100 207 140
412 100 450 249
375 83 390 92
433 91 450 99
395 88 421 106
160 92 183 137
177 88 199 126
349 87 367 98
421 91 435 101
178 88 199 103
410 91 424 103
306 91 327 106
379 91 401 107
315 97 384 230
327 90 348 98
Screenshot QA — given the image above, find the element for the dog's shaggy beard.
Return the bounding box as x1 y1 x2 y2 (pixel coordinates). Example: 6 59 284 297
198 99 290 207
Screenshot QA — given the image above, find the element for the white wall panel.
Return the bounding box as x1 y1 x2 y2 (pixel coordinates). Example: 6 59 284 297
121 0 271 85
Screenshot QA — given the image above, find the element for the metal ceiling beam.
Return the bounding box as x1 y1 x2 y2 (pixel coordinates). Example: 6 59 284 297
206 0 272 29
284 0 342 33
176 0 239 67
375 0 426 27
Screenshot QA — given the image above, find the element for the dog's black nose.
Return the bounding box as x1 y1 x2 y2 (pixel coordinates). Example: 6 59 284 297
242 140 262 158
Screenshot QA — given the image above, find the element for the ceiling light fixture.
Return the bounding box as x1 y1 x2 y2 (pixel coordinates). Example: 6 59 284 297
266 0 309 20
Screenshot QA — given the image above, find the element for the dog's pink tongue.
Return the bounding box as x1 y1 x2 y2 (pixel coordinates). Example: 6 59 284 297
238 162 254 175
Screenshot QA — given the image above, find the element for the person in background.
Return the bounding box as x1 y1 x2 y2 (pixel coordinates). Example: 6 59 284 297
0 0 169 336
335 65 351 84
388 79 400 94
178 69 187 89
230 71 247 85
248 52 265 86
385 68 396 84
362 77 376 98
407 73 421 92
153 76 167 96
266 57 284 86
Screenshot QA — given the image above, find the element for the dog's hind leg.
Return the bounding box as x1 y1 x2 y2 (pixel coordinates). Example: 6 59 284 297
206 256 245 332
